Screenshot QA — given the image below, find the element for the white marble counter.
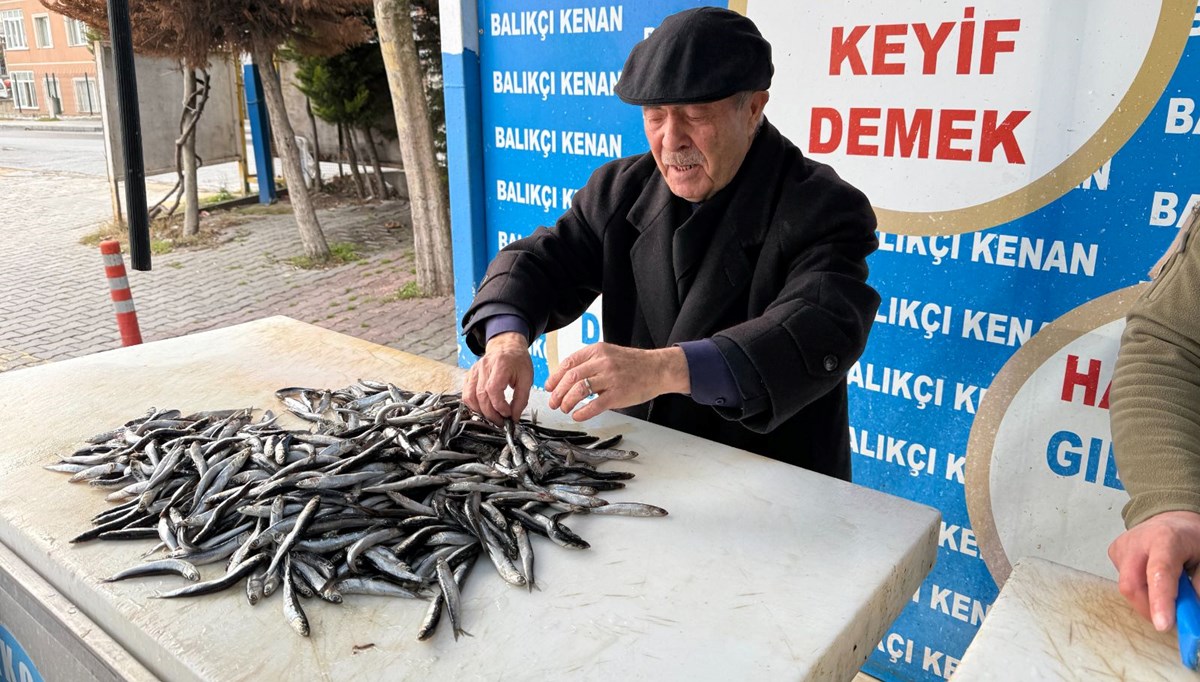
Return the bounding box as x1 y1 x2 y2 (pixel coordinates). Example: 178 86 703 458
0 316 939 681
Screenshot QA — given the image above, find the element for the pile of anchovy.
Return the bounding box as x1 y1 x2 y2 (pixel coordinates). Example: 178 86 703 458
45 380 666 639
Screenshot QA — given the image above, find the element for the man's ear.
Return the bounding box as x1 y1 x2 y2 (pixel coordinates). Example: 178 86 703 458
750 91 770 127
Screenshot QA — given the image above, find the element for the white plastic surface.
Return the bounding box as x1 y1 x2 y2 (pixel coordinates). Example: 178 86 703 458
955 557 1195 681
0 317 939 681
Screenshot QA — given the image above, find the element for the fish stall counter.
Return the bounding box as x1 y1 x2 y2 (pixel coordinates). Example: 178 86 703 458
953 557 1195 681
0 316 939 681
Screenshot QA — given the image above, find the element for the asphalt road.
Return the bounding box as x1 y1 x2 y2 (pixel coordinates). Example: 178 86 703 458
0 127 253 193
0 129 109 176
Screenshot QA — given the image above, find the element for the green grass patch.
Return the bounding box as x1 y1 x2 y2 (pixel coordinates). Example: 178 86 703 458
235 204 292 216
201 188 235 206
383 281 425 302
79 213 237 253
287 242 363 269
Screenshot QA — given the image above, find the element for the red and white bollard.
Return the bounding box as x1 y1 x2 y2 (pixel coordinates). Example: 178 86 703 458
99 240 143 346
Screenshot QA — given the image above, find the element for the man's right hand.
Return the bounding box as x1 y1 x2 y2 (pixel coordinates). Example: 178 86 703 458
462 331 533 425
1109 509 1200 631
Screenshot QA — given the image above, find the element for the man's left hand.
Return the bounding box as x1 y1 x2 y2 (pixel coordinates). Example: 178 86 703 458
545 343 690 421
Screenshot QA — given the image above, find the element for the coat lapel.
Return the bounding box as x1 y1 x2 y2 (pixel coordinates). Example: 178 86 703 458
668 213 754 344
667 121 786 344
628 175 684 348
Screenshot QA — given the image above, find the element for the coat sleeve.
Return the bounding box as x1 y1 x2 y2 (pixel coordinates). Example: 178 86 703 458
710 178 880 432
460 161 629 355
1112 217 1200 529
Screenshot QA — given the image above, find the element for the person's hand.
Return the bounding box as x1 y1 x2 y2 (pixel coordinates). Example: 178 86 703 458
462 332 533 424
545 342 689 422
1108 510 1200 631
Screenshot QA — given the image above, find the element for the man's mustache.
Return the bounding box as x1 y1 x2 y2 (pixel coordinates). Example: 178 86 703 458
661 152 705 166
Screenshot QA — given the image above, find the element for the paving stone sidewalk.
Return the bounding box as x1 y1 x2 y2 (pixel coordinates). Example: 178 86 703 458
0 167 459 373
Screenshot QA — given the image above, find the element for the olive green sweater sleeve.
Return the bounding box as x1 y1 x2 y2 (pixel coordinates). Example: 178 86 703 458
1112 217 1200 529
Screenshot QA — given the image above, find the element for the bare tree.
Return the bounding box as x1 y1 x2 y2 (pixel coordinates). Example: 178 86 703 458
146 67 209 236
375 0 453 295
44 0 373 261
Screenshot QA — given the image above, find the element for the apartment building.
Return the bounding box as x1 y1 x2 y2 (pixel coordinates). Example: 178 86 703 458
0 0 99 116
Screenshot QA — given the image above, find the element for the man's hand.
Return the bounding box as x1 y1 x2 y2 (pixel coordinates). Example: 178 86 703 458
545 342 689 422
462 332 533 425
1109 510 1200 631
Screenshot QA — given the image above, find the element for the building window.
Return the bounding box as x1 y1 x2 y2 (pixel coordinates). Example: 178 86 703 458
1 10 27 50
64 17 87 47
32 14 51 49
73 76 99 115
43 73 62 116
13 71 37 110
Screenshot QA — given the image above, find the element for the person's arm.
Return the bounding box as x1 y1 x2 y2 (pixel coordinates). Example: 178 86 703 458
461 160 638 422
676 339 741 407
1108 214 1200 630
709 176 879 431
461 159 641 354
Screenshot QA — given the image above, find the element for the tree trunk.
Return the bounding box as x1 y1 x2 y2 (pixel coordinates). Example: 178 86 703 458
252 45 330 261
344 125 367 200
361 126 389 200
375 0 453 295
182 69 200 236
337 123 345 178
305 97 323 192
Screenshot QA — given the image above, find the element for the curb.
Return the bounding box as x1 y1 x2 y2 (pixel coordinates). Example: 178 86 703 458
0 120 102 133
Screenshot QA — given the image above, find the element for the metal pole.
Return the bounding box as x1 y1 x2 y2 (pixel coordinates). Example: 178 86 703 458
104 0 151 271
242 63 276 204
234 63 251 196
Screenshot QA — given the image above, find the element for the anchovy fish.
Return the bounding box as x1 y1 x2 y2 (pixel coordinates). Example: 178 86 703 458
49 381 666 639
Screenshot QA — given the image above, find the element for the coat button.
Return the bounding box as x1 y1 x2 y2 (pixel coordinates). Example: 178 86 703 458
715 397 726 406
823 355 838 372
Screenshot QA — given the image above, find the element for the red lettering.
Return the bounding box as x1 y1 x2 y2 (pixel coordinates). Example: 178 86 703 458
884 108 932 158
872 24 907 75
1099 380 1111 410
830 26 868 76
809 108 843 154
1062 354 1101 406
937 109 974 161
828 12 1019 78
847 108 881 155
913 22 954 75
957 7 976 75
980 19 1021 74
979 110 1029 163
807 107 1031 163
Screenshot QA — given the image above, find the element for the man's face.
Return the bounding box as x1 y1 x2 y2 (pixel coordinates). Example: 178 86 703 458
642 91 769 202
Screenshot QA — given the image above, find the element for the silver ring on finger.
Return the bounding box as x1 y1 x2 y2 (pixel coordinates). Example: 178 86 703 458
582 376 596 397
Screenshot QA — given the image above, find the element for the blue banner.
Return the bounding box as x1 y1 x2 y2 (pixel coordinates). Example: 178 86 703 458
448 1 1200 679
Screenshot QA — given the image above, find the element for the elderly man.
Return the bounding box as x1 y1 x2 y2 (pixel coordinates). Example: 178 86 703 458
460 7 880 479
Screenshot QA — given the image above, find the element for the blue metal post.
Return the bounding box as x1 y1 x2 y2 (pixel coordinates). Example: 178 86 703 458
442 0 489 368
242 63 277 204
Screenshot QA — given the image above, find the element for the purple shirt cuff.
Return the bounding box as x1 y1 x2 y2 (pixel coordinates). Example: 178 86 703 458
483 314 530 344
677 339 743 408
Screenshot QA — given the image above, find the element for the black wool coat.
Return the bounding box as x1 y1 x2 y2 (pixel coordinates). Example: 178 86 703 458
462 121 880 480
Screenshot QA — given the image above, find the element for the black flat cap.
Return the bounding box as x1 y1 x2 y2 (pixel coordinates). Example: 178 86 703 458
615 7 773 106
